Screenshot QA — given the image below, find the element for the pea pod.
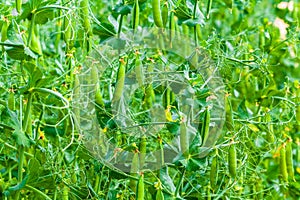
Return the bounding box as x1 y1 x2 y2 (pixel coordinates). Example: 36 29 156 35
112 58 126 103
196 24 202 41
206 0 212 19
180 119 188 157
201 107 210 146
255 178 263 199
265 113 275 143
136 174 144 200
228 143 237 178
91 65 104 107
130 151 139 192
73 74 80 123
80 0 92 36
152 0 164 28
210 155 218 189
225 94 234 131
132 0 140 34
156 188 164 200
286 138 295 181
162 2 168 27
1 18 9 42
135 51 144 87
16 0 22 13
296 105 300 123
8 91 15 110
139 136 147 169
63 14 74 49
279 144 288 182
30 25 42 55
169 11 175 47
62 184 69 200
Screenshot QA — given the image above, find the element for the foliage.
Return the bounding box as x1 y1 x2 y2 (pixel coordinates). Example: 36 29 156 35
0 0 299 199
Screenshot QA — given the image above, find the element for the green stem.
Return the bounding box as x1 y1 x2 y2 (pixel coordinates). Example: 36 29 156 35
27 14 36 47
25 185 52 200
117 15 123 39
16 92 33 200
175 168 186 197
0 138 33 157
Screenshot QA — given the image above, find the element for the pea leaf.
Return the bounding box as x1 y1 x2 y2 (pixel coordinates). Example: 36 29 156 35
182 18 205 27
112 4 132 16
27 158 41 184
5 45 28 60
23 62 43 87
35 8 55 24
93 22 116 42
159 167 176 193
12 129 30 147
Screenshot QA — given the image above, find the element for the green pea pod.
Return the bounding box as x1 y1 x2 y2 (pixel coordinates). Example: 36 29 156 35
169 11 175 47
196 24 202 41
91 65 104 107
136 174 144 200
63 14 74 49
162 2 168 28
259 27 265 50
143 84 154 109
206 0 212 19
135 52 144 87
73 74 80 123
255 178 263 199
225 94 234 131
30 26 42 55
130 151 139 192
112 58 126 103
201 107 210 146
152 0 164 28
156 188 164 200
62 184 69 200
180 120 188 157
265 113 275 143
279 144 288 182
286 139 295 181
1 18 9 42
132 0 140 34
8 92 15 110
139 136 147 169
80 0 92 36
228 143 237 178
296 105 300 123
16 0 22 13
210 155 218 189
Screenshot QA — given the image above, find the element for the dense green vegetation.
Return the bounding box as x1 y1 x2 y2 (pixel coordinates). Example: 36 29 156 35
0 0 299 199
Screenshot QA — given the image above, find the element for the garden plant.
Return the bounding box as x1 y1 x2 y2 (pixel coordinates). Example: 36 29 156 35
0 0 300 199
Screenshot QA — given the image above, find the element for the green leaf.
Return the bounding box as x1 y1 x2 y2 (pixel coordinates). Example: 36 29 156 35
113 4 132 16
5 45 28 60
93 22 116 42
24 47 38 59
35 9 55 24
4 176 28 195
12 129 30 147
182 18 205 27
27 158 41 184
159 167 176 193
23 62 43 87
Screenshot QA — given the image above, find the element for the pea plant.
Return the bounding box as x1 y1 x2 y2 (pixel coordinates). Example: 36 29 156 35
0 0 299 199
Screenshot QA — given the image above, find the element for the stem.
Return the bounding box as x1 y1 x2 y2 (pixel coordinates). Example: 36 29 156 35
193 0 198 47
27 14 36 47
16 92 33 200
175 168 186 196
117 15 123 39
25 185 52 200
